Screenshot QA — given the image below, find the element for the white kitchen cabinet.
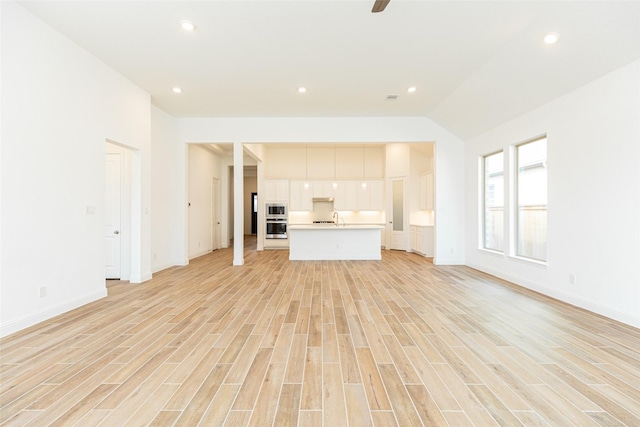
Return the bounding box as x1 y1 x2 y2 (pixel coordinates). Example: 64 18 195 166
419 172 434 210
356 183 369 210
334 181 357 210
265 180 289 202
290 181 313 211
410 225 434 257
313 181 334 199
367 180 384 211
334 180 384 211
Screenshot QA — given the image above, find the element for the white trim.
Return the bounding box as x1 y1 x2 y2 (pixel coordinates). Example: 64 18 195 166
129 272 152 284
433 256 465 265
466 262 640 329
189 249 213 260
0 290 108 338
507 255 547 268
151 262 175 274
477 248 504 258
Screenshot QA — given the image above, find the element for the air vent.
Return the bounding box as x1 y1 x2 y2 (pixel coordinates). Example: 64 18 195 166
386 95 398 100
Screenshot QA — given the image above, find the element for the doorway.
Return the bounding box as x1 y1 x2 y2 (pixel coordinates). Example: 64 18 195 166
105 152 122 279
212 178 220 250
105 141 133 280
251 192 258 235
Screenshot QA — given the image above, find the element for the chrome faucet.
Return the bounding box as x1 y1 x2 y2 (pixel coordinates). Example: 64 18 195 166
332 211 339 226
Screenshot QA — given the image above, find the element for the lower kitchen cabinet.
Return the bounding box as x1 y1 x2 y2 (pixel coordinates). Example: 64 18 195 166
410 225 434 257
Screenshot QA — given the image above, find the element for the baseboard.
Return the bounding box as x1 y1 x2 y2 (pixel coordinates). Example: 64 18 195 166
151 262 175 274
0 289 108 338
433 256 465 265
189 249 212 260
129 272 152 283
466 262 640 329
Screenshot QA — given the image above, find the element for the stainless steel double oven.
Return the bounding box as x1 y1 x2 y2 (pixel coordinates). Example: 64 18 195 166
265 203 288 239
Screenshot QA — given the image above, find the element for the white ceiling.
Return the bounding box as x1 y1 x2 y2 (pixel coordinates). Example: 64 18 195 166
20 1 640 140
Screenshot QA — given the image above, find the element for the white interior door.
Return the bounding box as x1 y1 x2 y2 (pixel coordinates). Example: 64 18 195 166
105 153 122 279
388 177 407 250
212 178 220 250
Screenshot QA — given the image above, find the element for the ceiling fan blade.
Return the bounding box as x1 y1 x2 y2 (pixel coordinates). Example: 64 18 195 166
372 0 391 13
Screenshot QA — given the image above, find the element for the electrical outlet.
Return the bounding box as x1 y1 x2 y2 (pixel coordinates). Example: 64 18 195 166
39 286 47 298
569 274 576 284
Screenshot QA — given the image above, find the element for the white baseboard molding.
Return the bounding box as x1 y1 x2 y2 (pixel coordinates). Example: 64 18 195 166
433 256 465 265
129 272 152 284
466 262 640 329
151 262 175 274
0 289 108 338
189 249 212 260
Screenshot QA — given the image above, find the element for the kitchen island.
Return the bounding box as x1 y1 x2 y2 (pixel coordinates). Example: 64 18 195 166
289 224 384 260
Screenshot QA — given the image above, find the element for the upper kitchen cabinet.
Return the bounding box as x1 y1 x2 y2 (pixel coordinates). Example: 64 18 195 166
290 181 313 211
335 180 384 211
419 172 434 210
313 181 335 199
265 180 289 202
367 180 385 211
334 181 357 210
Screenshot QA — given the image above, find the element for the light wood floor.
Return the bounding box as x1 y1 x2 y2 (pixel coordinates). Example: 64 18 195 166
1 239 639 426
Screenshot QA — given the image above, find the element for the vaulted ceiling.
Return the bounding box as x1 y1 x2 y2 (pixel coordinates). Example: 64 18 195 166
20 1 640 140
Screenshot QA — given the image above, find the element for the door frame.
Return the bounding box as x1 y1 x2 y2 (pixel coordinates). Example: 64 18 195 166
387 176 409 251
105 152 122 279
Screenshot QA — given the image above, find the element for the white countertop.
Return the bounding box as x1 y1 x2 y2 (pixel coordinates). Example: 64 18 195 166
289 224 384 230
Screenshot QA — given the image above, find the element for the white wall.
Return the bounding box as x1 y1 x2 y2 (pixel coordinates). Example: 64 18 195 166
187 145 221 259
1 2 152 336
176 117 466 265
150 105 179 272
465 59 640 328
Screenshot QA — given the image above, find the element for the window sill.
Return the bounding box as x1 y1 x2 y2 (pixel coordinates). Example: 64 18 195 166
508 255 547 268
477 248 505 257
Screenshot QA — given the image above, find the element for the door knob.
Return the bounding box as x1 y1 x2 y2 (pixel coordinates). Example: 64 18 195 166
114 230 120 235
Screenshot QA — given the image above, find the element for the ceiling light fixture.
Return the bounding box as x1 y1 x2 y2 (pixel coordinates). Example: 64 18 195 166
298 87 307 93
180 20 196 32
544 32 559 44
407 86 417 93
172 87 182 93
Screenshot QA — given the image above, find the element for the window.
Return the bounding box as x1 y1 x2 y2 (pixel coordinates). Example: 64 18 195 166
483 152 504 251
515 136 547 261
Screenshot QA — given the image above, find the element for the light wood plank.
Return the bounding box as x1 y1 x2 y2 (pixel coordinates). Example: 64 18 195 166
1 239 638 426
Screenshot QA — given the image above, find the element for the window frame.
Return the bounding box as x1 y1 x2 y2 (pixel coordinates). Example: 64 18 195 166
481 150 504 253
513 135 548 263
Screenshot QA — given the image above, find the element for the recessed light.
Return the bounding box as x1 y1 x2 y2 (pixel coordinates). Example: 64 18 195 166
172 87 182 94
407 86 417 93
298 87 307 93
180 20 196 32
544 32 559 44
